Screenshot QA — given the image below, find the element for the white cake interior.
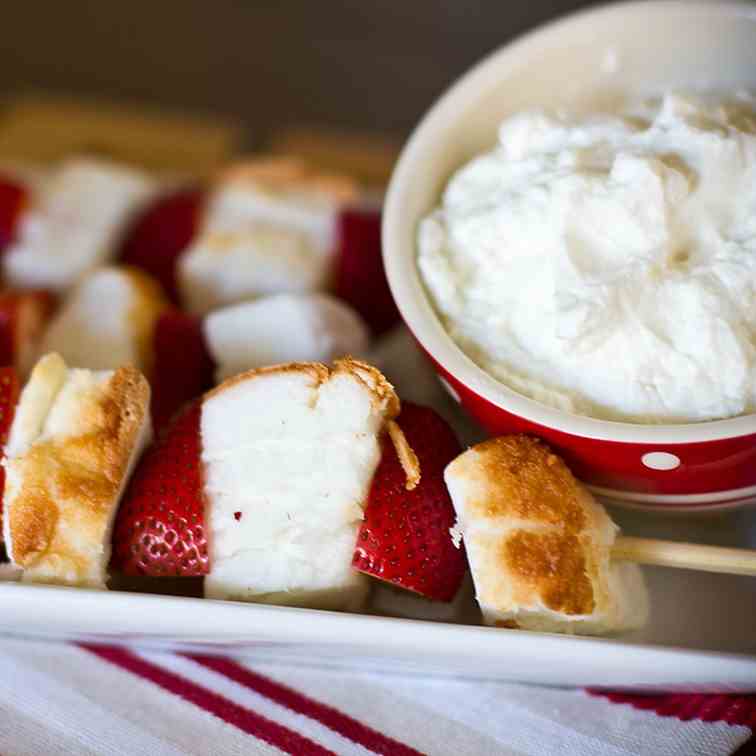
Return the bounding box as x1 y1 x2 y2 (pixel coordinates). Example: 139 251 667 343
178 176 342 315
2 158 154 292
36 267 165 372
201 364 392 609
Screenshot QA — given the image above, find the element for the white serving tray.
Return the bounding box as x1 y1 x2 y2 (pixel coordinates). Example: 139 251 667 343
0 329 754 692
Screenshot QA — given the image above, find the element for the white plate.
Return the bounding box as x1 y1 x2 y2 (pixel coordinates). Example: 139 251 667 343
0 328 754 692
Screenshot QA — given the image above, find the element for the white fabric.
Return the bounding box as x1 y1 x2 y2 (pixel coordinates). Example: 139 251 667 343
258 660 752 756
0 640 748 756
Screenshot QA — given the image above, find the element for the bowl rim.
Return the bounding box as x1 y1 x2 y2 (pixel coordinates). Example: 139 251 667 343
383 0 756 445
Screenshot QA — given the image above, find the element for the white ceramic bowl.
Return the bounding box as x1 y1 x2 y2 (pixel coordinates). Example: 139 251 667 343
383 0 756 512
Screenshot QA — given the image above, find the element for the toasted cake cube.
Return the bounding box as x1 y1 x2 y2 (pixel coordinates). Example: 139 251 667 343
445 436 648 635
2 158 155 292
204 293 370 383
201 358 398 609
178 225 331 315
36 266 167 373
177 157 357 314
2 353 151 588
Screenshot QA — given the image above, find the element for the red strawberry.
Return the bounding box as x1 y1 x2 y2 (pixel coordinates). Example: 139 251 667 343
118 187 204 303
353 402 467 601
0 290 55 371
150 309 215 434
334 208 400 336
0 367 21 536
0 177 27 252
111 402 208 576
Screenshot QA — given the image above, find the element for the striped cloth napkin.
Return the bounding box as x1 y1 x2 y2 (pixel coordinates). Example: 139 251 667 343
0 639 752 755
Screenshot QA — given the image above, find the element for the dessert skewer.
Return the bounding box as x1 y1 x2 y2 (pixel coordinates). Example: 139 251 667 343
445 435 755 634
117 157 399 334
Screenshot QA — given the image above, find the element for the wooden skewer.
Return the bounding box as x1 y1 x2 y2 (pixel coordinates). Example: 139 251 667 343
612 536 756 576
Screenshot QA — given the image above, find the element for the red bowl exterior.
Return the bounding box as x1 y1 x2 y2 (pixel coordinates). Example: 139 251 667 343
426 354 756 507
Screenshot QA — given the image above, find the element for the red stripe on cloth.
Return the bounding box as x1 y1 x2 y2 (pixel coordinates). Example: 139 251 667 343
185 654 424 756
79 644 333 756
588 690 756 729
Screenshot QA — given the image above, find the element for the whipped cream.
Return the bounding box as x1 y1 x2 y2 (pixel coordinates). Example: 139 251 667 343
418 93 756 423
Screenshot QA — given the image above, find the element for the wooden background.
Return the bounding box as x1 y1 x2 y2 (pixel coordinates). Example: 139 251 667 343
0 0 596 147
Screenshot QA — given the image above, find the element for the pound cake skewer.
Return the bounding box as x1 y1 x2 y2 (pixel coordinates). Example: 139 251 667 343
445 435 755 635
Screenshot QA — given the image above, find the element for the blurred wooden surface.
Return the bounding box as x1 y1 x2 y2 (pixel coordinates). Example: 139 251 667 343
0 94 242 174
0 0 596 147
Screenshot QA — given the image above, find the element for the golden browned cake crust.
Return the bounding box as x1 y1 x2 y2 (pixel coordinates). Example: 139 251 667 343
502 529 595 615
217 156 358 205
446 434 620 623
204 357 401 421
333 357 401 419
203 360 330 400
7 366 150 585
457 435 587 532
387 419 421 490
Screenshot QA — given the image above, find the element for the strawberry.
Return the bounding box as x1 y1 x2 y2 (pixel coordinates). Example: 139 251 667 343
150 309 215 434
334 208 400 336
0 290 55 371
118 187 204 303
111 402 208 576
0 367 21 536
0 177 27 252
353 402 467 601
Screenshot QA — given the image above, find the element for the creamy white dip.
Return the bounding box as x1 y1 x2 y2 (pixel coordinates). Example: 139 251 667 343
418 93 756 423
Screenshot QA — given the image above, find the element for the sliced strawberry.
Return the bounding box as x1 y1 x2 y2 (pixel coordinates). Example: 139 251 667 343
150 309 215 434
118 187 204 303
0 290 55 371
0 367 21 537
0 177 28 252
353 402 467 601
111 402 208 576
334 208 400 336
0 291 54 368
